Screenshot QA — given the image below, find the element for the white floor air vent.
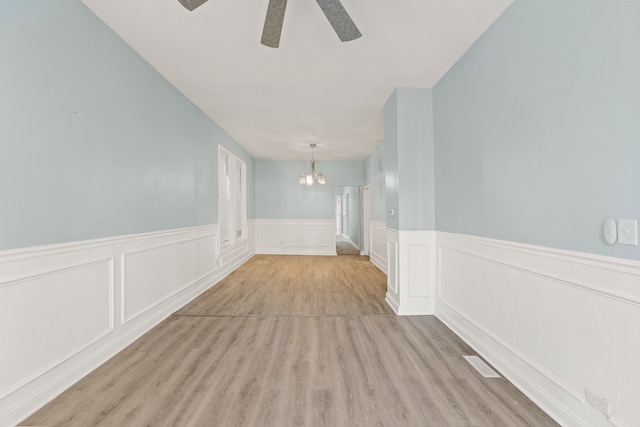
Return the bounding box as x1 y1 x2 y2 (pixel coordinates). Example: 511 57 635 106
463 355 500 378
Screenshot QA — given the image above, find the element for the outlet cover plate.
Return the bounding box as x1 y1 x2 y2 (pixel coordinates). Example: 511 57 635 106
618 219 638 246
585 388 612 417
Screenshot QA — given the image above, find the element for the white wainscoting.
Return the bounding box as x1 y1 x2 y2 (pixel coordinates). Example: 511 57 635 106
121 234 217 324
435 232 640 427
247 219 256 256
255 219 336 256
369 221 387 273
0 259 114 403
385 229 436 316
0 224 254 427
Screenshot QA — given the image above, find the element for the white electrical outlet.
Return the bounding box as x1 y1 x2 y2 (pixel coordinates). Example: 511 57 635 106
585 388 612 417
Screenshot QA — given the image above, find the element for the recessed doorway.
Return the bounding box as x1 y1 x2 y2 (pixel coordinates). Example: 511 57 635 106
335 186 362 256
335 196 342 236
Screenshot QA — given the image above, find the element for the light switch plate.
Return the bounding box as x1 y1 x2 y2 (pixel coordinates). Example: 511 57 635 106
618 219 638 246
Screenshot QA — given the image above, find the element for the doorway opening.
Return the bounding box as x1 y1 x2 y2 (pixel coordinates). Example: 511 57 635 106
335 186 362 256
335 196 342 236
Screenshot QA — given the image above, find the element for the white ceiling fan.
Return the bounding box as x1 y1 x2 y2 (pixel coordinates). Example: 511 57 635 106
177 0 361 48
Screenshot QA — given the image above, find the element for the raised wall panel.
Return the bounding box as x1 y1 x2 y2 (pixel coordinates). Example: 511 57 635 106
122 233 217 324
0 224 254 427
369 221 387 273
407 243 429 297
0 259 113 400
387 238 398 295
436 232 640 427
386 230 435 316
219 240 248 269
255 219 336 256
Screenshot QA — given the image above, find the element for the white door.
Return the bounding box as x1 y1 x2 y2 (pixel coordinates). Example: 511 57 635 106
335 196 342 235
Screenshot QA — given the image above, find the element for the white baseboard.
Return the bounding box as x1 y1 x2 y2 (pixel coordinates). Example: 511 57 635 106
435 232 640 427
0 224 253 427
370 252 387 273
436 301 587 426
256 247 336 256
385 291 400 314
255 219 336 256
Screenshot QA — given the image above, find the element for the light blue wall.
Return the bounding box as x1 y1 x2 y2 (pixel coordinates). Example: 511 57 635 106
384 88 436 231
363 143 385 222
0 0 254 251
384 92 400 230
255 160 363 219
397 88 435 231
433 0 640 259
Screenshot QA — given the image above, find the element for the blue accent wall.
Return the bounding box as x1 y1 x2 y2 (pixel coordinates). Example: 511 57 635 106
363 143 386 223
0 0 254 251
433 0 640 259
397 88 435 231
255 160 363 220
384 92 400 230
385 88 436 231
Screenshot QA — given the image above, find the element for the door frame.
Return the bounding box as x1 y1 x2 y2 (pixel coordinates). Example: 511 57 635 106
362 185 370 256
335 196 342 236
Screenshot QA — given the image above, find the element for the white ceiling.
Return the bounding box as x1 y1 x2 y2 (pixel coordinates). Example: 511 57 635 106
81 0 512 160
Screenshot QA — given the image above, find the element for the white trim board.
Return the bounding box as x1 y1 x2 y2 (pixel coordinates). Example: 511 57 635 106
435 232 640 427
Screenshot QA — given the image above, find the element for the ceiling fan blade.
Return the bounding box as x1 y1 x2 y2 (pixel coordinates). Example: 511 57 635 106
315 0 361 42
261 0 288 48
178 0 209 12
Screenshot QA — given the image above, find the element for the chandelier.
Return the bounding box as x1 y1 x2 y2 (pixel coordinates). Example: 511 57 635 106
299 144 325 185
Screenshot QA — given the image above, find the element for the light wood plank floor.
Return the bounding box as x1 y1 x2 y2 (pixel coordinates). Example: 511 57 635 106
21 255 558 427
336 236 360 255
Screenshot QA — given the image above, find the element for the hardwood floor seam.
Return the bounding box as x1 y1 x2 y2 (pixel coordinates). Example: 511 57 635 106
172 313 397 318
